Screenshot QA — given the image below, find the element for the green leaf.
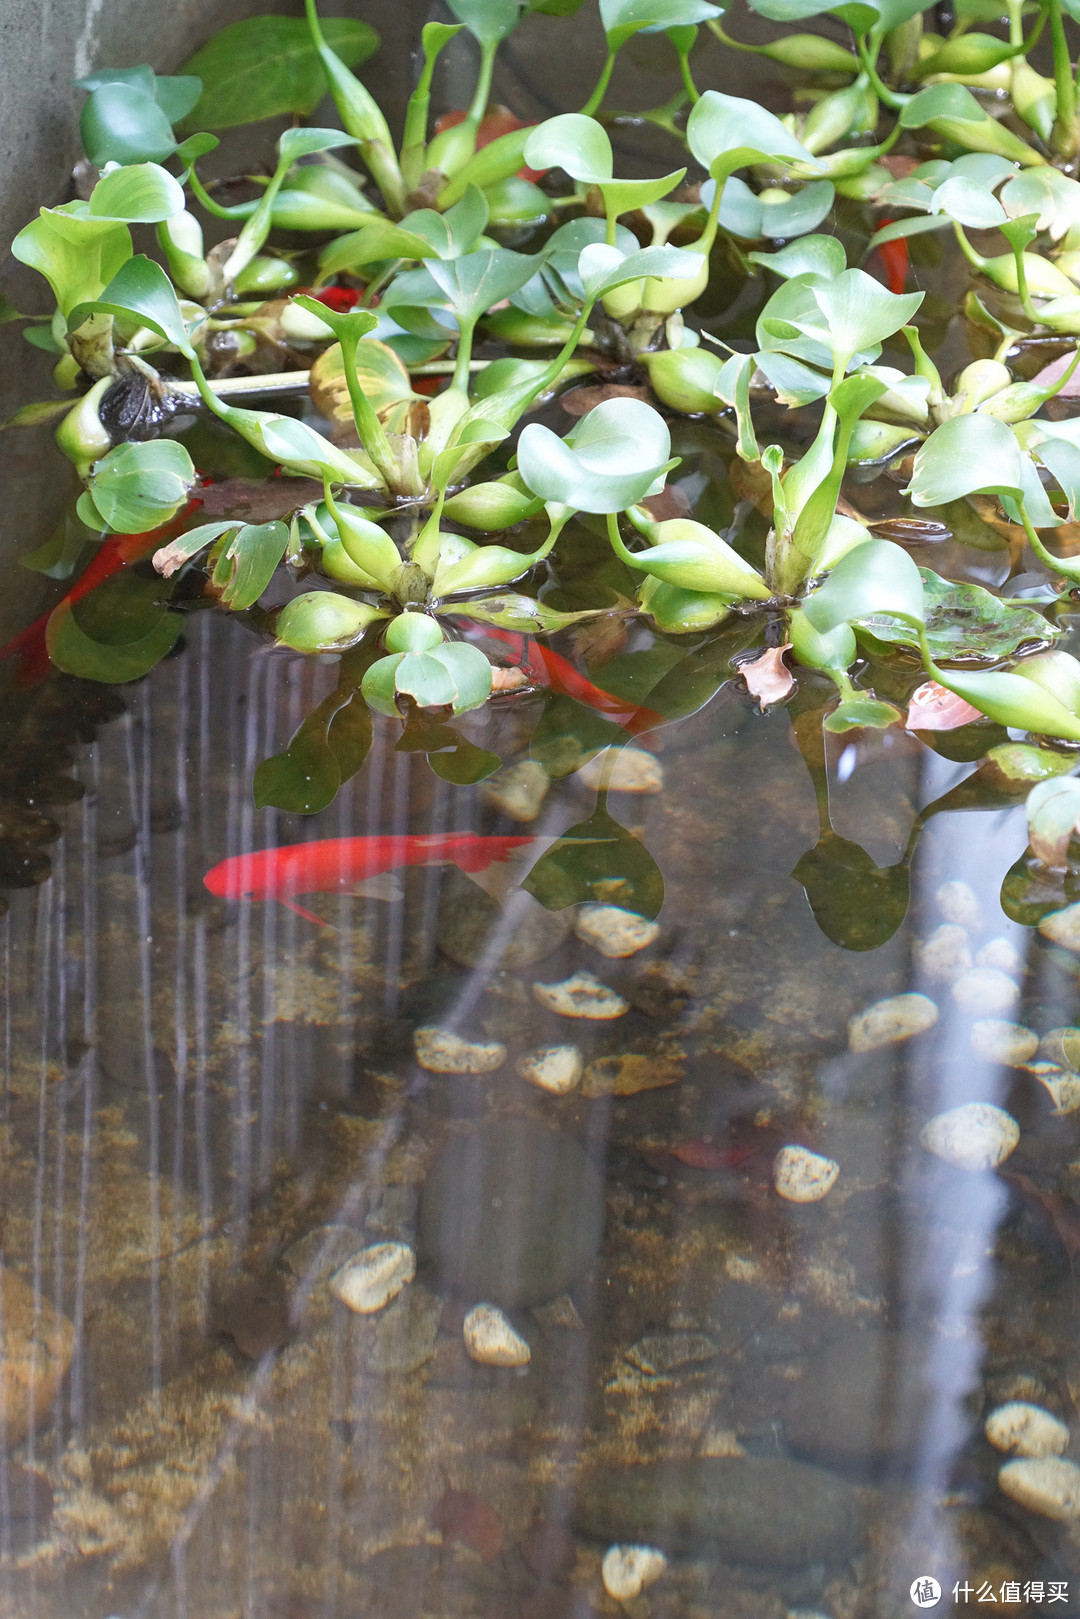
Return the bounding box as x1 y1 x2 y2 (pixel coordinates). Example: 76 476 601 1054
778 268 924 368
899 82 987 131
80 83 177 166
523 114 613 183
18 506 97 578
0 399 74 433
906 414 1023 507
859 568 1059 661
577 243 703 301
87 163 186 224
278 126 357 165
600 0 721 47
179 15 379 129
803 539 924 636
523 803 664 918
85 440 195 534
760 181 835 240
427 249 542 326
69 253 195 357
254 686 372 813
517 396 675 513
792 833 909 951
151 519 242 576
213 521 290 610
930 175 1007 230
750 233 846 283
686 90 818 181
45 571 182 683
447 0 525 44
11 208 132 318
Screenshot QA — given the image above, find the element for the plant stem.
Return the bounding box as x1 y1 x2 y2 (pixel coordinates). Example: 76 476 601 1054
581 50 616 118
1048 0 1079 157
451 318 476 395
856 28 910 111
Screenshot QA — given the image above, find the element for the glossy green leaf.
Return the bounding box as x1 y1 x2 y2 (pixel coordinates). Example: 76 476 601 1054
80 83 177 166
427 249 541 326
770 268 923 368
906 415 1023 507
442 595 599 632
517 396 675 513
523 803 664 917
69 253 195 357
85 440 195 534
803 539 924 636
275 591 380 649
152 519 247 577
180 15 379 128
858 568 1060 660
824 695 903 732
87 163 186 224
577 243 703 301
447 0 525 43
46 571 182 684
1025 776 1080 867
930 175 1007 230
600 0 721 47
11 208 132 318
523 115 613 183
760 181 835 240
686 91 818 181
926 665 1080 741
899 82 987 131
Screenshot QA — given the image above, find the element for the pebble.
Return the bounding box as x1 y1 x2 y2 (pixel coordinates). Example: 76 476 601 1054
463 1303 531 1367
482 759 549 822
0 1268 74 1447
976 936 1023 973
575 903 659 959
532 970 629 1020
1032 1066 1080 1114
784 1328 949 1471
581 1052 681 1096
577 746 664 794
951 967 1020 1016
413 1026 507 1074
920 1102 1020 1172
970 1020 1039 1067
625 1332 718 1375
575 1456 864 1567
282 1224 364 1282
1038 1027 1080 1068
354 1284 442 1376
917 923 972 982
998 1456 1080 1519
848 992 938 1052
517 1045 583 1094
773 1145 839 1203
936 879 981 929
419 1118 605 1307
1039 902 1080 952
986 1402 1070 1458
601 1544 667 1602
330 1242 416 1315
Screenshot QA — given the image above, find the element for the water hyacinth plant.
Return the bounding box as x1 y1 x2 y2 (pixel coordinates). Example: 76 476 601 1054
5 0 1080 893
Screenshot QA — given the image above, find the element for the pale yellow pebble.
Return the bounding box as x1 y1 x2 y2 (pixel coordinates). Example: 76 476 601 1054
330 1242 415 1315
935 879 981 929
976 936 1023 973
848 993 938 1053
463 1303 531 1367
970 1020 1038 1066
951 967 1019 1017
577 746 664 794
916 923 972 982
413 1026 506 1073
532 971 629 1020
773 1145 839 1203
575 903 659 958
1038 902 1080 952
998 1456 1080 1519
986 1401 1069 1458
601 1544 667 1601
920 1102 1019 1172
516 1045 584 1094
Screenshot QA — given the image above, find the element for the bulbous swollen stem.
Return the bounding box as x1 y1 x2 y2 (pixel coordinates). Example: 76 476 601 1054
335 331 398 491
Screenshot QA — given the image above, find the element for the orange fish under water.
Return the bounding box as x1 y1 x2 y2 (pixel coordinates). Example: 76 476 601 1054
205 832 537 924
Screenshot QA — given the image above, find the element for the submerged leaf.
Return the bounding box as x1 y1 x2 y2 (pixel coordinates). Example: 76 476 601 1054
792 833 909 951
523 804 664 917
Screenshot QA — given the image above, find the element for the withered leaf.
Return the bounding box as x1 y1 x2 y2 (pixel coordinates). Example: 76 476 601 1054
906 680 982 732
738 645 794 707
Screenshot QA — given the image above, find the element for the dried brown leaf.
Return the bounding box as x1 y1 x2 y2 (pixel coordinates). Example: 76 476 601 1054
905 679 982 731
559 383 650 418
739 645 794 706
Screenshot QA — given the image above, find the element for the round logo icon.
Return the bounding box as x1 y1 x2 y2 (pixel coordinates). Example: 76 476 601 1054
910 1577 942 1608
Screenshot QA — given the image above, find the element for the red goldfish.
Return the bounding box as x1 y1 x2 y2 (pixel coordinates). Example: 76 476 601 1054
874 220 910 296
204 832 536 923
0 497 204 687
460 624 664 733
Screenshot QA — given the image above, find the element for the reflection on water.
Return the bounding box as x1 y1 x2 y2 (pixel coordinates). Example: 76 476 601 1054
1 605 1080 1618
